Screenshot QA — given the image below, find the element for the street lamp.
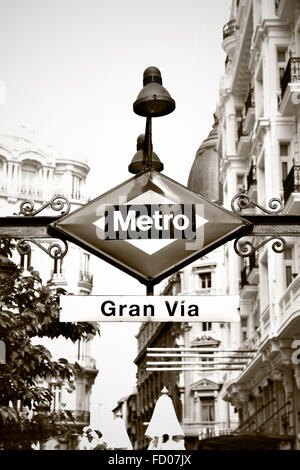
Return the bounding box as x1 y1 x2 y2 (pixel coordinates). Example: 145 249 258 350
131 66 175 172
128 133 164 174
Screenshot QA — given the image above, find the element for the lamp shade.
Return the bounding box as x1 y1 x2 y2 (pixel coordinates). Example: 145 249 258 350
133 67 175 117
145 387 184 439
108 415 133 450
128 134 164 174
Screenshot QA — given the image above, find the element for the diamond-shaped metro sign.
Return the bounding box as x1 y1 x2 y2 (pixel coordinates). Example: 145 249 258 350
49 170 252 286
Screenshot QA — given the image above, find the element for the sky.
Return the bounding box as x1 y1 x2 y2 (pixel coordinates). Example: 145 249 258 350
0 0 232 439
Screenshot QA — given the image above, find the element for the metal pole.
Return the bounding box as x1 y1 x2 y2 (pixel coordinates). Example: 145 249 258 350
145 117 152 169
146 284 154 296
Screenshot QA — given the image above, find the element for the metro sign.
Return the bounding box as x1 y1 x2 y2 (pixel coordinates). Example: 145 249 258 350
99 204 198 240
50 170 251 286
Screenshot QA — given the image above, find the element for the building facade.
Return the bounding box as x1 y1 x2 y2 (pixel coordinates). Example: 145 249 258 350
217 0 300 449
134 320 184 450
0 125 98 449
112 388 137 448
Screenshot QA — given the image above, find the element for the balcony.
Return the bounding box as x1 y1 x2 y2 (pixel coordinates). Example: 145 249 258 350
261 306 270 338
183 421 234 440
52 354 97 370
222 19 237 58
237 120 251 157
49 270 67 286
282 165 300 214
223 19 236 40
240 329 261 350
279 58 300 116
54 189 89 203
34 409 90 427
235 399 294 438
78 270 93 289
246 163 257 200
244 88 255 133
0 181 7 194
247 163 257 190
240 253 259 299
18 184 43 198
278 273 300 338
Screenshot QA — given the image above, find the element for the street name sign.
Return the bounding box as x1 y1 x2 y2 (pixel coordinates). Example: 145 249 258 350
50 170 251 286
59 295 240 322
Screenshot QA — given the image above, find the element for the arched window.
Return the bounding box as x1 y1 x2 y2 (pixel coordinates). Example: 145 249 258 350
72 174 83 199
21 160 40 195
0 157 7 190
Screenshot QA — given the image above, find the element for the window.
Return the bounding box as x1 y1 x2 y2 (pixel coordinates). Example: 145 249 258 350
279 142 290 183
241 317 248 342
200 397 215 422
72 175 82 199
54 172 64 195
199 272 212 289
202 322 212 332
284 247 294 288
21 162 38 194
201 351 213 368
81 253 90 274
277 48 288 90
237 174 245 193
20 251 31 269
53 257 63 274
0 158 6 183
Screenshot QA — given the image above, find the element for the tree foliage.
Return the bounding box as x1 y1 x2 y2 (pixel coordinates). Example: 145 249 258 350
0 243 100 449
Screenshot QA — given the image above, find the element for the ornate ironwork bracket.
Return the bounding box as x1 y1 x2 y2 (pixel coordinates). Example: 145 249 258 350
231 194 283 215
234 235 287 257
18 195 71 217
231 194 296 257
5 196 72 260
16 238 68 260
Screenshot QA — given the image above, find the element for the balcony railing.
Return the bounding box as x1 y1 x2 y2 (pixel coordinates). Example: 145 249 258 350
198 422 235 440
235 399 293 436
247 163 257 190
283 165 300 204
245 87 255 115
79 271 93 285
280 57 300 98
69 410 90 424
34 409 90 425
241 266 250 288
240 253 258 288
52 354 97 369
0 181 7 192
237 119 248 141
18 184 43 197
279 273 300 322
223 19 236 40
54 189 88 202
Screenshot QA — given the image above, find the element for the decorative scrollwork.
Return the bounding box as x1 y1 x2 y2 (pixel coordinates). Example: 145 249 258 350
234 236 287 257
231 193 283 214
16 239 68 260
19 195 71 217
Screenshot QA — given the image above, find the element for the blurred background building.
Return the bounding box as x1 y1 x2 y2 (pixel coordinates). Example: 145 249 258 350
0 124 98 449
216 0 300 449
